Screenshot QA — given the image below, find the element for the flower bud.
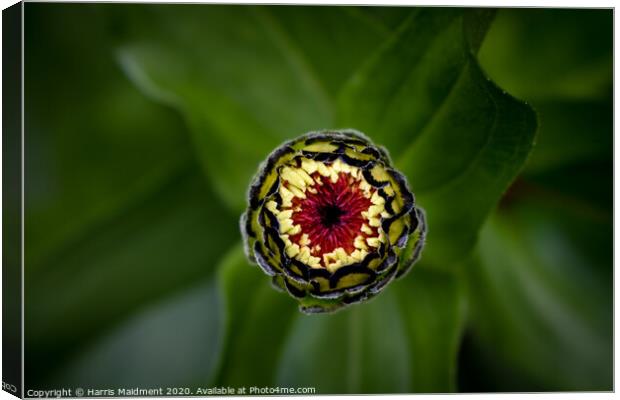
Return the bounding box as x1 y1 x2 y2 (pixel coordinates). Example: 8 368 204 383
241 130 426 313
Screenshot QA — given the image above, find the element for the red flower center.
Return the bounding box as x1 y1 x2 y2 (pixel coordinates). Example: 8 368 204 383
289 172 374 257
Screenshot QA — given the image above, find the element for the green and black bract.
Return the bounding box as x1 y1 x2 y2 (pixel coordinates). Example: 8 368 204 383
240 130 426 313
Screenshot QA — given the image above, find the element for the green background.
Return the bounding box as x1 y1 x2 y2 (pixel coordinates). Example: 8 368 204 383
23 4 612 393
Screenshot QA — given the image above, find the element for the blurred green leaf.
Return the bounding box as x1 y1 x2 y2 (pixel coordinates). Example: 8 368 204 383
113 5 429 211
464 199 612 390
523 100 612 174
479 9 612 177
260 6 405 97
274 267 465 393
120 7 537 267
116 4 384 210
523 161 612 216
24 4 194 267
207 238 465 394
337 9 493 151
337 8 536 264
479 8 612 102
197 244 466 394
462 10 613 377
50 280 222 388
211 244 298 386
24 4 242 385
408 59 536 265
276 290 411 394
26 169 238 381
393 268 466 392
353 6 413 30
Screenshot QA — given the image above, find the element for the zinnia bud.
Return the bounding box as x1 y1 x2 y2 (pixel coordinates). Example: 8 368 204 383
240 130 426 313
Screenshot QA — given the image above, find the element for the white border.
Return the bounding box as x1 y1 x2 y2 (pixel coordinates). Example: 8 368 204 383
5 0 618 7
